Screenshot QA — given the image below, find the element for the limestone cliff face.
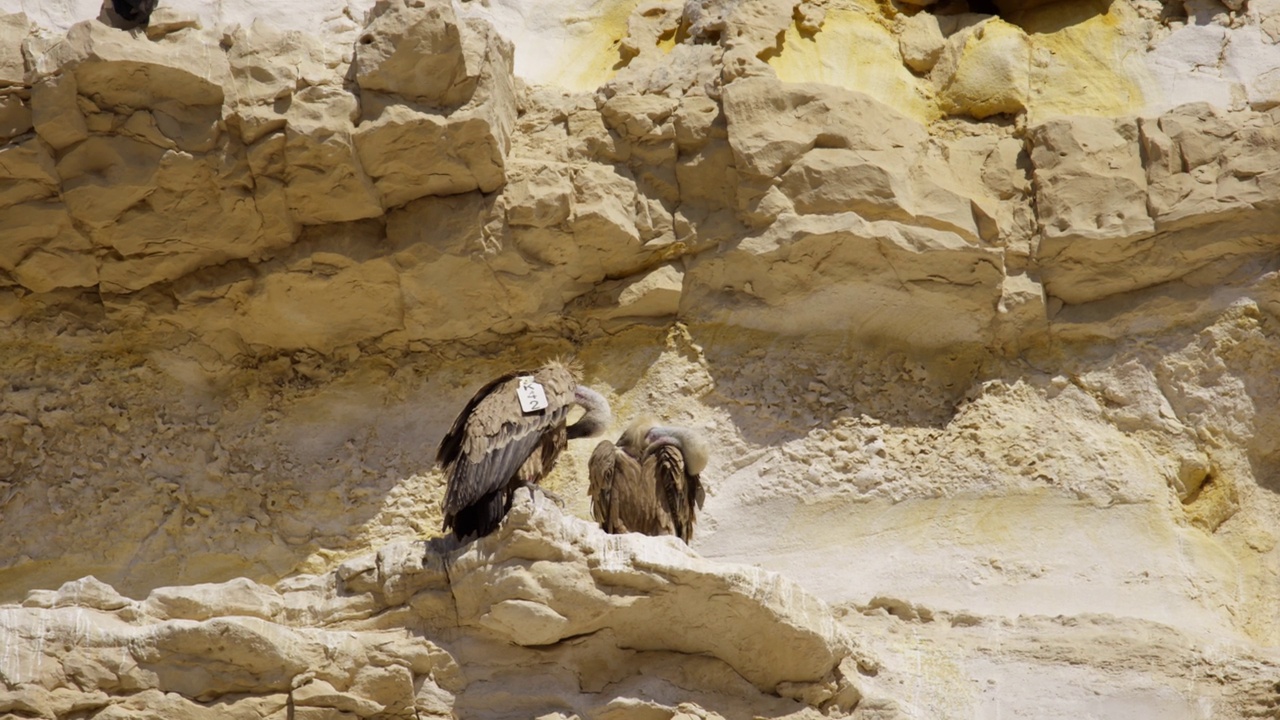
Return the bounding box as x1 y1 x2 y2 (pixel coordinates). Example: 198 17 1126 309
1 0 1279 717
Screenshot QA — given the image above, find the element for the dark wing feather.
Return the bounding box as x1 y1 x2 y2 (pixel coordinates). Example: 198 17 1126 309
436 369 525 469
447 487 511 539
442 425 548 522
650 445 694 542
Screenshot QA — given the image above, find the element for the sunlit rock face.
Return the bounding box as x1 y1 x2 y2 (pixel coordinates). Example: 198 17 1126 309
2 0 1280 717
0 497 863 719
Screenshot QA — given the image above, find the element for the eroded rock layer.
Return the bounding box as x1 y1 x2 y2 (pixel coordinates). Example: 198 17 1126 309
0 498 858 719
2 0 1280 717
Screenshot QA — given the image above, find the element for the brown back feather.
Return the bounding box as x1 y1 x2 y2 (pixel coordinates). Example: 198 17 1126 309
588 440 620 527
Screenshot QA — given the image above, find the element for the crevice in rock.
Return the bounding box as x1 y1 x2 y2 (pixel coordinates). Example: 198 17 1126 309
756 29 787 63
905 0 1114 33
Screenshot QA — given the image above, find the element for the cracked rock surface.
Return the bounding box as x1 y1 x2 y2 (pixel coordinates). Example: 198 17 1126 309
2 497 859 719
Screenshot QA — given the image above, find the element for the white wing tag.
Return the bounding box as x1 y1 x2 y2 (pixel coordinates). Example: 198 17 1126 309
516 376 549 413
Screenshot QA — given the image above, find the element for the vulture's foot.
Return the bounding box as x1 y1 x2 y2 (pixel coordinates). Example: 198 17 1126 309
523 483 567 509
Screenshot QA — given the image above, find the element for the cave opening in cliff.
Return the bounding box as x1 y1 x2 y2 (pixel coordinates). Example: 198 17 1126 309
908 0 1117 33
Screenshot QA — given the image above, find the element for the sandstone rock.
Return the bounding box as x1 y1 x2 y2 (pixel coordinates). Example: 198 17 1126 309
354 0 478 108
1221 25 1280 110
777 148 982 240
721 76 937 232
1147 102 1280 228
674 137 738 211
224 21 321 144
386 192 567 343
1030 116 1152 241
0 92 33 141
570 262 685 323
1146 24 1241 113
92 690 289 720
146 577 285 621
30 72 88 150
561 162 653 281
1031 105 1279 307
899 12 946 74
673 95 722 153
56 135 166 228
96 147 295 292
293 678 383 717
1255 0 1280 42
0 200 96 293
614 263 684 318
351 3 516 207
682 212 1004 347
352 103 507 205
144 5 201 39
601 93 678 146
0 500 851 717
281 86 383 224
36 21 228 153
0 134 58 207
11 236 98 292
49 575 132 610
1029 116 1157 303
449 496 852 692
994 271 1048 354
234 232 403 353
722 76 929 180
504 161 573 228
0 12 28 86
937 19 1030 119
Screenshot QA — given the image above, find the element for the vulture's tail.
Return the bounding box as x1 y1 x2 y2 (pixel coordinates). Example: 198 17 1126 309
448 487 512 540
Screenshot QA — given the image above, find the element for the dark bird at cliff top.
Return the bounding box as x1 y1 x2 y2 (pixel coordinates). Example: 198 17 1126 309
588 416 709 544
436 359 611 541
112 0 158 24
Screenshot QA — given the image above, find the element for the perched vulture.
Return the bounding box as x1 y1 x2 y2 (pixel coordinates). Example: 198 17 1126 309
588 416 708 543
437 359 611 540
112 0 158 24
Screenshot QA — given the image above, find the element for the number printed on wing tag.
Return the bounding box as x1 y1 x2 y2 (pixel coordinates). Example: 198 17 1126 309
516 376 549 413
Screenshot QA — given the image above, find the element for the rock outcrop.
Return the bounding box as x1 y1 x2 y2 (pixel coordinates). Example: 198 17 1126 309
2 0 1280 717
1 0 1276 350
1 497 860 719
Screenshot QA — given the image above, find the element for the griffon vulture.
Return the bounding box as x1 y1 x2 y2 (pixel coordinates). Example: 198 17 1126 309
436 359 611 540
588 416 708 543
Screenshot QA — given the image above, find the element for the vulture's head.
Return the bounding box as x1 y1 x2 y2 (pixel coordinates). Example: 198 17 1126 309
567 385 612 439
645 425 710 476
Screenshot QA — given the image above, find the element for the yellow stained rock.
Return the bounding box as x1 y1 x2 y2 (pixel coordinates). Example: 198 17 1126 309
536 0 643 92
939 18 1031 119
1021 1 1152 123
765 0 1148 124
767 6 938 124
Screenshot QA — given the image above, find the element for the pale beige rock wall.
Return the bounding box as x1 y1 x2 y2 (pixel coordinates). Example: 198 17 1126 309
2 0 1280 717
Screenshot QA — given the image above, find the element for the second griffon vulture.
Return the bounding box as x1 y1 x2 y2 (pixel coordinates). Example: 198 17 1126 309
437 359 610 540
588 416 708 543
